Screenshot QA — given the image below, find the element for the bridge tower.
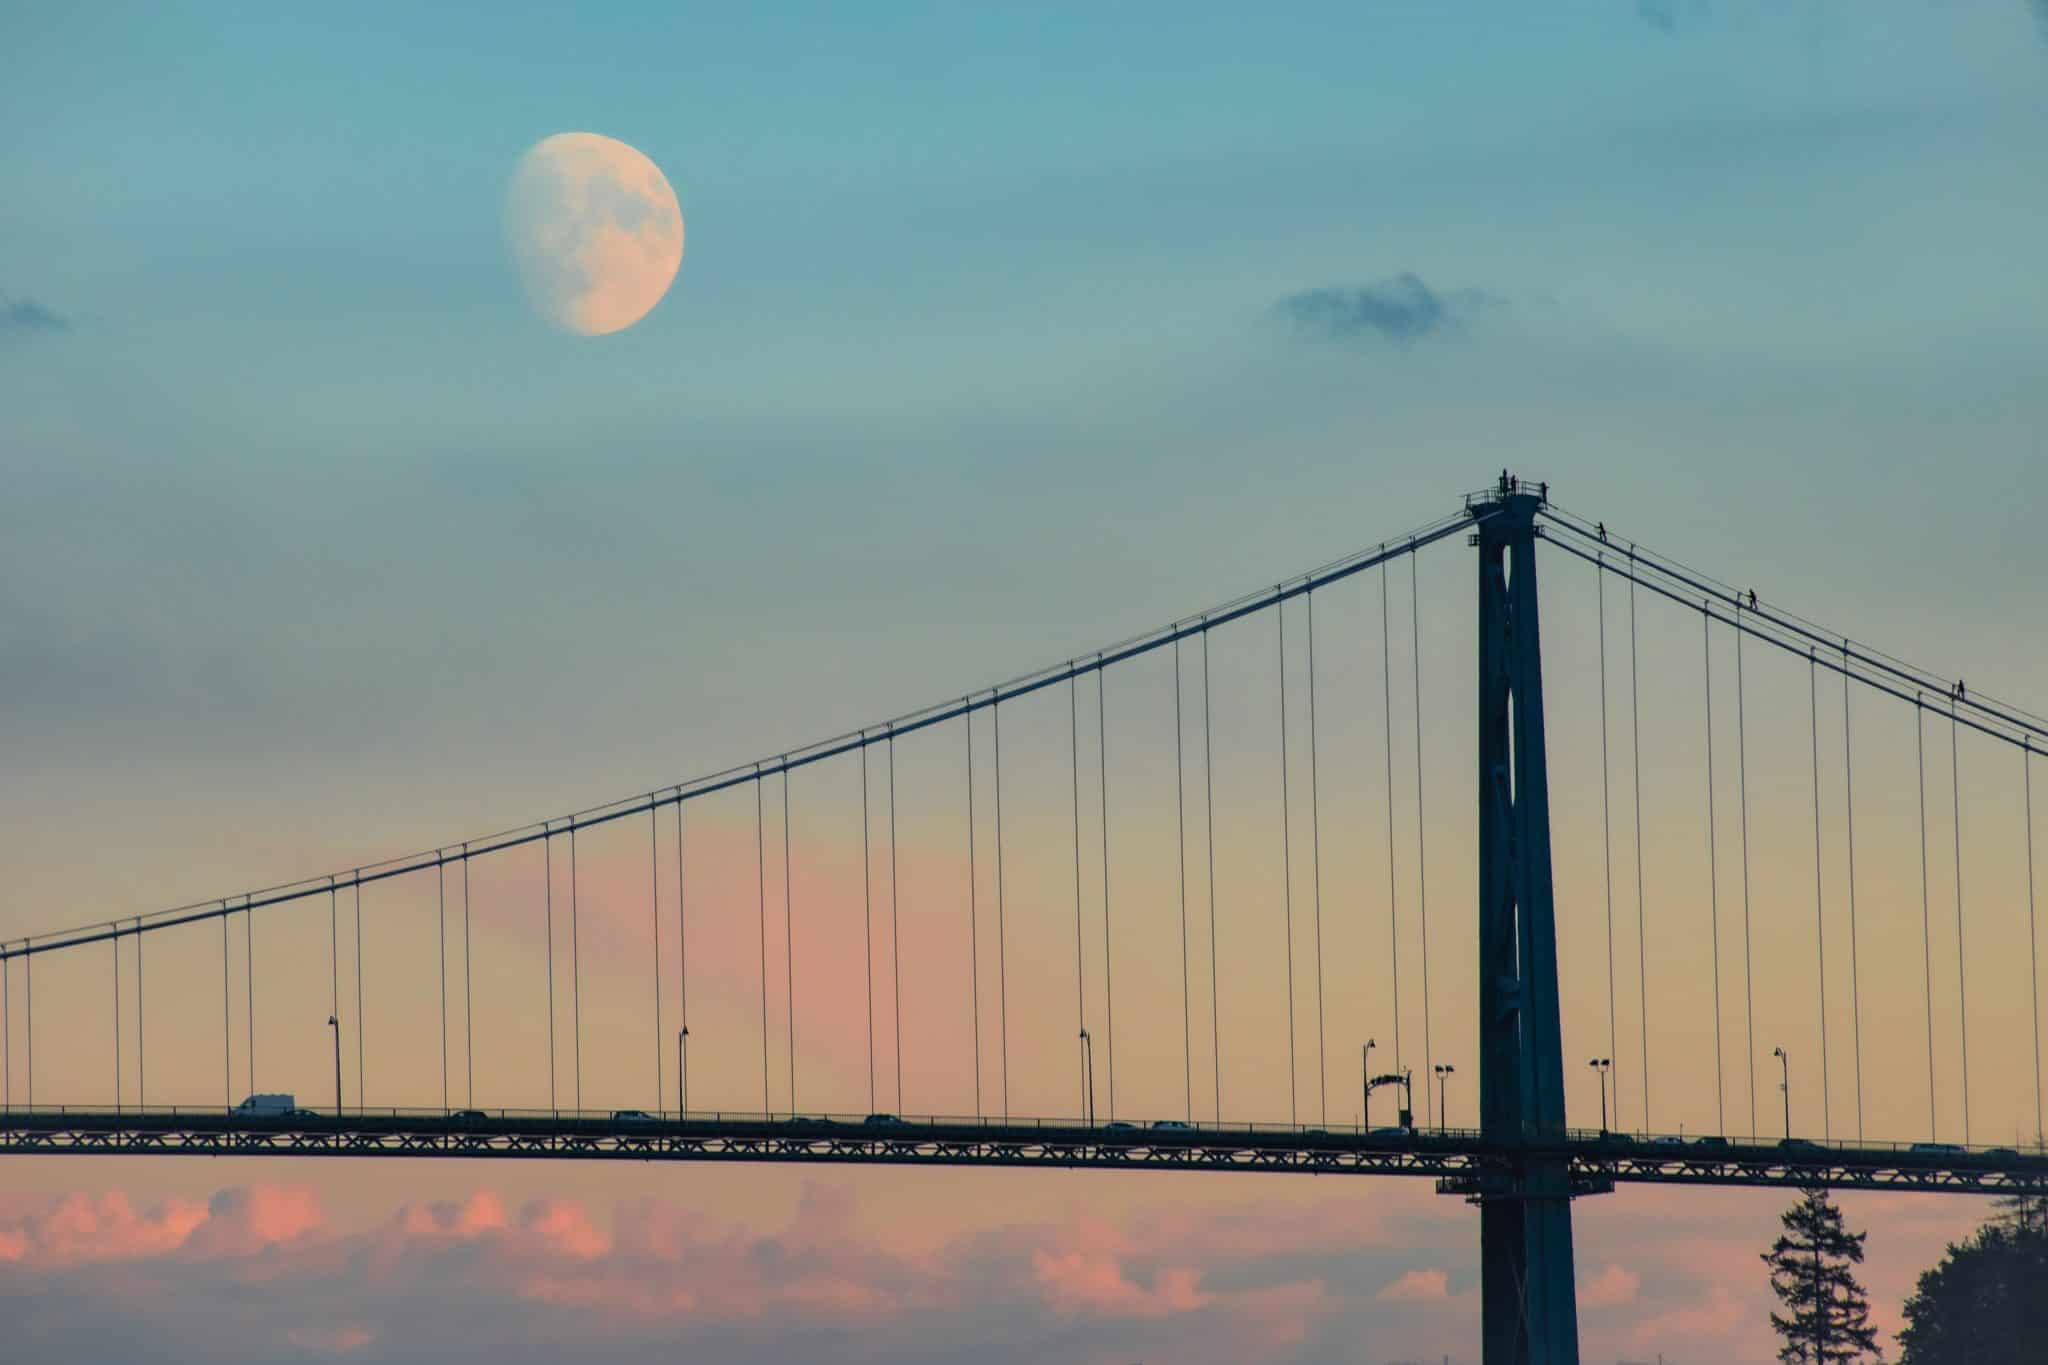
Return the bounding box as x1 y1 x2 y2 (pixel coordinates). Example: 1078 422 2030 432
1470 478 1581 1365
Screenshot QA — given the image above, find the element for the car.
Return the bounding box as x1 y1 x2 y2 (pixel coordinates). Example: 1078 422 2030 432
1693 1135 1731 1149
450 1109 488 1122
610 1109 657 1124
1909 1142 1965 1156
1150 1120 1194 1132
230 1093 295 1117
1778 1137 1823 1153
1367 1127 1412 1139
1648 1135 1686 1147
287 1108 322 1120
862 1113 903 1128
1301 1128 1329 1137
1987 1147 2021 1160
1103 1120 1138 1132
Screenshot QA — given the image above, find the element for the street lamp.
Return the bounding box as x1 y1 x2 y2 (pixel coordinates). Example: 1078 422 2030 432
1079 1029 1096 1125
1433 1064 1456 1130
325 1015 343 1116
1588 1058 1612 1133
1773 1046 1790 1138
1361 1039 1376 1131
678 1027 690 1115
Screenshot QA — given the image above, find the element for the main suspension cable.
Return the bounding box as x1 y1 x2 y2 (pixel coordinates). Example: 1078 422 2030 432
1279 596 1298 1126
1703 607 1725 1135
1809 652 1830 1140
1842 653 1864 1141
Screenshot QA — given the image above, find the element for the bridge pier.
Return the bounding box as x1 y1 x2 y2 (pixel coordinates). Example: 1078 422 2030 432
1469 482 1582 1365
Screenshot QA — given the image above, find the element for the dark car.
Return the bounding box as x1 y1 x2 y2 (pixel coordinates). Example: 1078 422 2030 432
1103 1120 1138 1132
1693 1135 1731 1150
611 1109 657 1124
451 1109 488 1122
862 1113 903 1128
1150 1120 1194 1133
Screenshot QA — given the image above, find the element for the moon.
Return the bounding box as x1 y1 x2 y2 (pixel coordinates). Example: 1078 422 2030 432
505 132 684 336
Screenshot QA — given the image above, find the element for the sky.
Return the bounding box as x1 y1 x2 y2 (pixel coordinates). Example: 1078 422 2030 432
3 1 2048 1360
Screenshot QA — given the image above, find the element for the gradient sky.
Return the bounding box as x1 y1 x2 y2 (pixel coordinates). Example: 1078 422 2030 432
4 2 2048 1361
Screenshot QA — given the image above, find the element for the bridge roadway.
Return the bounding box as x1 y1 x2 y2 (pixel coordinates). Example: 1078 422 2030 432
1 1108 2041 1195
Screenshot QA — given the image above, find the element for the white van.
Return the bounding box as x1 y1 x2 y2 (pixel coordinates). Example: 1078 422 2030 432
231 1093 295 1116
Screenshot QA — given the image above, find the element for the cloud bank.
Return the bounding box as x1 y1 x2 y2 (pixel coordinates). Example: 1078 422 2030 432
1275 274 1497 347
0 292 69 335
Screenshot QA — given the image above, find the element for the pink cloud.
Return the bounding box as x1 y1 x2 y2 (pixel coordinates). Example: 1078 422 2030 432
1580 1261 1640 1308
1377 1267 1449 1302
285 1325 373 1354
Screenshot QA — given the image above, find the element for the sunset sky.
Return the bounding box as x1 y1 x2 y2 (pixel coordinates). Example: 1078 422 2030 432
5 2 2048 1360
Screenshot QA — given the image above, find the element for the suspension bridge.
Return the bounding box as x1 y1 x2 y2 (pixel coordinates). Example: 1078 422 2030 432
4 475 2044 1365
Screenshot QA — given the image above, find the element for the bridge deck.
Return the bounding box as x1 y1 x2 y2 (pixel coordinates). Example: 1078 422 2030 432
2 1110 2039 1194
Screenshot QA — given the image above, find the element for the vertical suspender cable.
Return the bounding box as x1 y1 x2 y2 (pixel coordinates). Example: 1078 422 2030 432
755 766 770 1116
1808 652 1830 1140
222 911 230 1106
244 897 253 1096
1952 701 1970 1146
2026 741 2042 1143
328 880 340 1094
463 849 473 1108
1735 624 1756 1139
1841 655 1864 1140
965 705 982 1117
861 739 876 1113
1917 702 1936 1137
1381 561 1404 1097
1175 639 1192 1123
1628 556 1649 1132
1070 670 1087 1119
1597 559 1620 1125
650 810 663 1112
675 798 688 1111
3 950 9 1112
1703 607 1724 1135
1411 550 1433 1122
545 830 558 1113
354 880 364 1111
647 810 663 1113
113 929 120 1110
1099 661 1116 1122
1309 590 1328 1128
994 701 1011 1120
1204 624 1222 1122
137 917 145 1108
571 826 582 1113
784 770 797 1114
889 733 903 1111
1279 595 1298 1126
438 856 449 1111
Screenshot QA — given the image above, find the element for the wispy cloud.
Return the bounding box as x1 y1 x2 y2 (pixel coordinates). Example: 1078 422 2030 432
0 291 69 335
1275 273 1498 347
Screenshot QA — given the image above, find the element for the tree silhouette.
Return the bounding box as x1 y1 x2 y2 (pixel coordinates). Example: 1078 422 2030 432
1897 1216 2048 1363
1761 1185 1882 1364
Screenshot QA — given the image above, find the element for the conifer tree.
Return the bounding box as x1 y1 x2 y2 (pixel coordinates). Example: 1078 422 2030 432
1761 1185 1882 1364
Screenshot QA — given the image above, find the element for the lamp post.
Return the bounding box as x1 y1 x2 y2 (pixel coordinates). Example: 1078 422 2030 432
1588 1057 1612 1133
325 1015 342 1116
1361 1039 1376 1130
678 1027 690 1115
1079 1029 1096 1125
1773 1046 1790 1138
1433 1064 1456 1130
